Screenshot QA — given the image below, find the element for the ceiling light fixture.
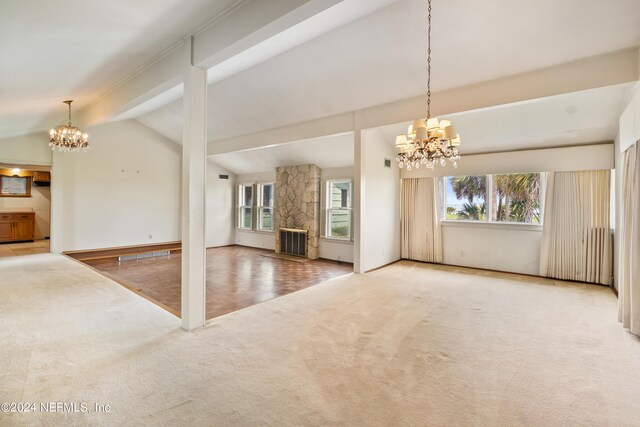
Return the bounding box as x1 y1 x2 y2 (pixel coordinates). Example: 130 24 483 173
49 100 89 152
396 0 461 171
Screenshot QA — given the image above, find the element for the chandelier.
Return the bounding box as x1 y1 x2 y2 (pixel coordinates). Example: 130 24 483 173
396 0 460 171
49 100 89 152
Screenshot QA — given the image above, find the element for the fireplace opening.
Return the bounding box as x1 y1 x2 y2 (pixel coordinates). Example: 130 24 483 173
279 228 307 257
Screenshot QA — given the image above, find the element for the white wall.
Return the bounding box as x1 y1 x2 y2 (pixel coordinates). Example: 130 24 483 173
236 171 276 184
53 120 181 251
320 166 354 263
442 223 542 275
361 129 401 272
0 132 52 166
206 159 235 248
235 230 276 250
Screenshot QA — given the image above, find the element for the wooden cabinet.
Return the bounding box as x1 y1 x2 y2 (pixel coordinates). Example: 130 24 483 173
0 212 35 243
33 171 50 182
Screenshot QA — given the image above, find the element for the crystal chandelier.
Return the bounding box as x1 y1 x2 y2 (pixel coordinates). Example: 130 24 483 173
49 100 89 152
396 0 461 171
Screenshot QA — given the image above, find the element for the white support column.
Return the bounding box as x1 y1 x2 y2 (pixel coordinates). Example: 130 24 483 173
353 110 365 274
181 37 207 330
49 151 63 254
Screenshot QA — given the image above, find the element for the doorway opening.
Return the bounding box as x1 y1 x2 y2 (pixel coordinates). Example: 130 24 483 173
0 163 51 257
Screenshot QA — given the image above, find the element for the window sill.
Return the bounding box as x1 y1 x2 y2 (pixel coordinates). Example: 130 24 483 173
440 220 543 232
321 237 354 245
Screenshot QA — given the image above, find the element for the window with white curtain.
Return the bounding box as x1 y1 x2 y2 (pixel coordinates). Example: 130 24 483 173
444 173 542 224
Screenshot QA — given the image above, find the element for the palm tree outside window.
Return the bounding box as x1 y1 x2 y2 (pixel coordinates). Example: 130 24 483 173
444 173 541 223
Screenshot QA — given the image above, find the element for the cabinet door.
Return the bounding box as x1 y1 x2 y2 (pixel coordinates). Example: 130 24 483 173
14 221 34 241
0 222 12 241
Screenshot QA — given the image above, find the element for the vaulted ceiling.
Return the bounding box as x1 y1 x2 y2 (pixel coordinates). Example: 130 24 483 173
0 0 242 138
1 0 639 152
134 0 640 144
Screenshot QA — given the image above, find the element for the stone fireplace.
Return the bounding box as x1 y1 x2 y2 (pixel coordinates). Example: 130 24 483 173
274 164 320 259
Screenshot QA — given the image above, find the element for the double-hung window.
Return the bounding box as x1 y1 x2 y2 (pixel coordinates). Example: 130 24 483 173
238 184 253 229
238 183 275 231
325 180 352 239
257 183 274 231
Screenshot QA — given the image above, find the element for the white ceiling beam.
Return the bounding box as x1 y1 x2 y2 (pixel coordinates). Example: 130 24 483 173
76 0 342 127
193 0 343 70
208 112 354 155
208 47 640 155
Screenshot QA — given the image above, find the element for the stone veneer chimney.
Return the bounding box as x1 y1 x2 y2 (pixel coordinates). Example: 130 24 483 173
275 164 320 259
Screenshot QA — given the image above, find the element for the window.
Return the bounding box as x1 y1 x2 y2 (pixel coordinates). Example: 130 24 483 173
444 173 541 224
257 183 274 231
0 175 31 197
325 180 352 239
237 183 276 232
491 173 541 223
445 175 487 220
238 184 253 229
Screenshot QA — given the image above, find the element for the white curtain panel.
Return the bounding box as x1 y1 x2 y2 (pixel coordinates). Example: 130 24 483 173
540 169 612 285
618 143 640 335
401 178 442 263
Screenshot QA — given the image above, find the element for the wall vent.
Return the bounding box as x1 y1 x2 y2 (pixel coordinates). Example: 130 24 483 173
219 174 229 180
118 251 170 262
279 228 307 257
384 158 391 168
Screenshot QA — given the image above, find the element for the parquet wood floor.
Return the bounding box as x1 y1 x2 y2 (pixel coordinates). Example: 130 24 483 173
84 245 352 320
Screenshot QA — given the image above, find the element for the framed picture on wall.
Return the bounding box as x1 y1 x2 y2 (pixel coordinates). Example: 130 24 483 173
0 175 31 197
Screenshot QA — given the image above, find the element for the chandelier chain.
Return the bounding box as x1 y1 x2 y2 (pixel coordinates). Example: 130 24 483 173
394 0 461 171
426 0 432 119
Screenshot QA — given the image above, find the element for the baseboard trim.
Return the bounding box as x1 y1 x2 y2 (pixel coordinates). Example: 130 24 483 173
364 259 401 273
401 258 613 287
64 241 182 261
319 257 354 265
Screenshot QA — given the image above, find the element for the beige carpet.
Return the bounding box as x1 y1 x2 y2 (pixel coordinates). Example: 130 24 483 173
1 254 640 426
